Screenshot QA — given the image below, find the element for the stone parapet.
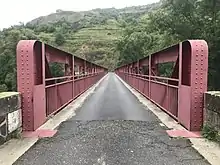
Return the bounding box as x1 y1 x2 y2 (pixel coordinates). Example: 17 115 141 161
204 92 220 132
0 92 22 145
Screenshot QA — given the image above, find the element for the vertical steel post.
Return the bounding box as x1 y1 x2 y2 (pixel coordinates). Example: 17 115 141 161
178 43 182 118
149 55 151 98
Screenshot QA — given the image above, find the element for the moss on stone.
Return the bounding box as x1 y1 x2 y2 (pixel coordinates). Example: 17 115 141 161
6 127 22 140
202 124 220 144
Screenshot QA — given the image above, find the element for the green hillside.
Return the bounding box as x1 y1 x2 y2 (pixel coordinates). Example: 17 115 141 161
29 4 160 25
26 3 160 70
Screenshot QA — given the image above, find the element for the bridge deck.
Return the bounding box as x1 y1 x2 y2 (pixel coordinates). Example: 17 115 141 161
74 73 156 121
14 73 209 165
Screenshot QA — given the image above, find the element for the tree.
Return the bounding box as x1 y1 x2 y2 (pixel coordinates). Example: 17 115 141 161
55 33 65 46
158 0 220 89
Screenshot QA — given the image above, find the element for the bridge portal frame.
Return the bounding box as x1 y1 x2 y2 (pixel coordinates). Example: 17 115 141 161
116 40 208 131
17 40 107 131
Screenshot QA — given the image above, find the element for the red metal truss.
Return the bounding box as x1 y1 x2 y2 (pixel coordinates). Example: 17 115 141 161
17 40 107 131
115 40 208 131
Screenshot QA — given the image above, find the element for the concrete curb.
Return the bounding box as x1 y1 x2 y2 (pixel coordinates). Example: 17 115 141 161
115 73 220 165
0 74 108 165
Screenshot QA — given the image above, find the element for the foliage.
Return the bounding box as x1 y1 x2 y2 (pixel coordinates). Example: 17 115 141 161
202 124 220 143
117 31 153 66
0 27 37 91
55 33 65 46
0 84 8 92
49 63 64 77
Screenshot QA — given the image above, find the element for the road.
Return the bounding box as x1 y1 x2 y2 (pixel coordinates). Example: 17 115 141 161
14 73 209 165
74 72 157 121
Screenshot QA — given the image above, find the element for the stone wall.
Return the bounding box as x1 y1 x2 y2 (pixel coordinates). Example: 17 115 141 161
0 92 22 145
204 91 220 132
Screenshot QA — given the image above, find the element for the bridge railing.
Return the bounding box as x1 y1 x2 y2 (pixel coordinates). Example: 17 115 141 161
74 72 104 99
116 40 208 131
45 75 74 117
119 72 179 119
17 40 107 131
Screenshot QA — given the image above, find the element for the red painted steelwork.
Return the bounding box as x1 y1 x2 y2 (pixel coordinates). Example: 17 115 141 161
115 40 208 131
17 40 107 131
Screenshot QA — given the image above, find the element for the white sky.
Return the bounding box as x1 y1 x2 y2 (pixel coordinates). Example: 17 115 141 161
0 0 159 29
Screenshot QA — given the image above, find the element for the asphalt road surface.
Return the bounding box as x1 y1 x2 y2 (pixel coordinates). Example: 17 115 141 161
14 73 209 165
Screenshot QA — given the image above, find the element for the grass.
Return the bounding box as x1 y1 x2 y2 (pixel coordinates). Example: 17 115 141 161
54 24 122 69
202 124 220 144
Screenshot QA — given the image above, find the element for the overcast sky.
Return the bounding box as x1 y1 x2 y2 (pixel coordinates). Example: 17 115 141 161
0 0 159 29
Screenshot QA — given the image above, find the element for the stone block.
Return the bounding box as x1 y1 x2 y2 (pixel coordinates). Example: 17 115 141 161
204 92 220 130
0 92 22 145
0 115 7 145
7 109 22 133
0 92 21 116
